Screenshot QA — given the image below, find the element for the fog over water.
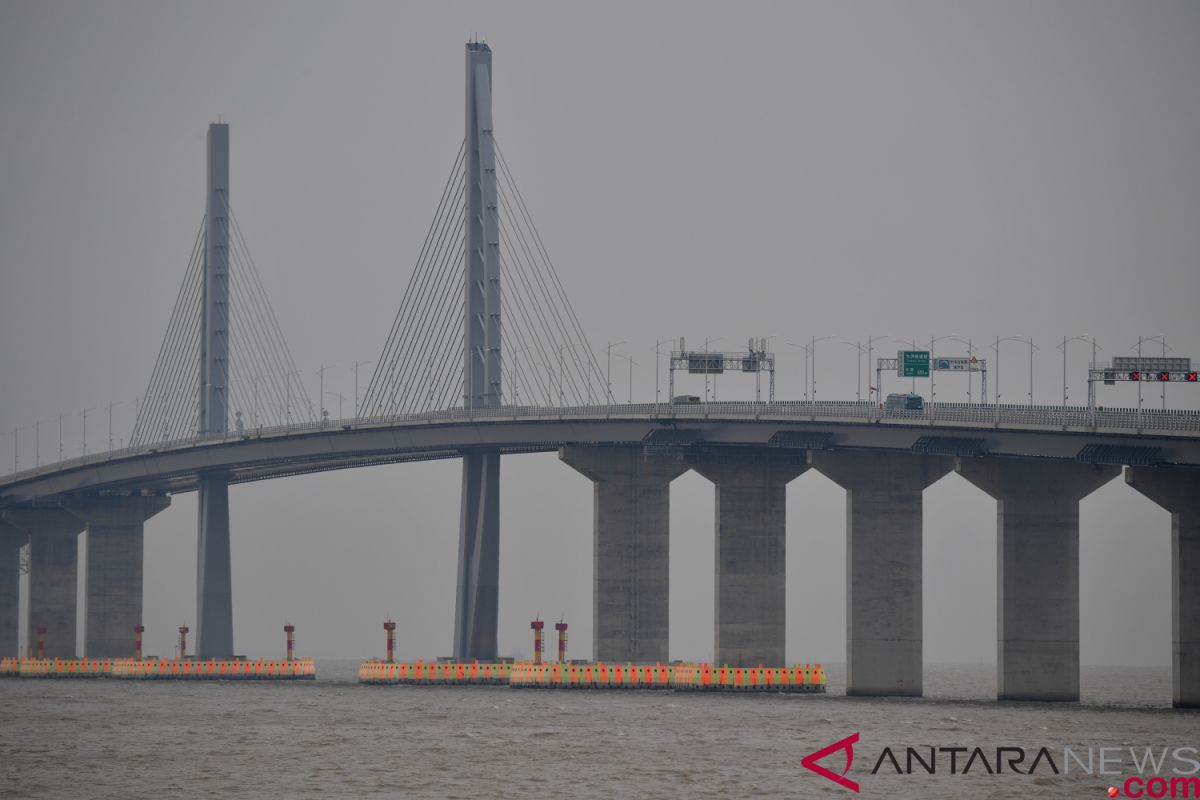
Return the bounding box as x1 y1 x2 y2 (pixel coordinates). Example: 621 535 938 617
1 1 1199 682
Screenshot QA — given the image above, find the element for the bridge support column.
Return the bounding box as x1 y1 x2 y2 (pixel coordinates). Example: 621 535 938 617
68 496 170 658
1125 466 1200 709
0 522 25 656
809 451 953 697
956 458 1118 701
560 446 689 662
2 509 84 658
691 453 807 667
454 451 500 660
197 475 233 658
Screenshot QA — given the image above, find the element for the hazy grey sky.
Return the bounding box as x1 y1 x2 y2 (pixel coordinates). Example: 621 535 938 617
1 1 1198 667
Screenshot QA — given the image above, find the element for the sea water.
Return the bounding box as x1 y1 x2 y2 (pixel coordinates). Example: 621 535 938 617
2 662 1196 798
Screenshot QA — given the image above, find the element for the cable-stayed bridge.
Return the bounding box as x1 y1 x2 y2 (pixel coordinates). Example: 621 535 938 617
1 42 1198 707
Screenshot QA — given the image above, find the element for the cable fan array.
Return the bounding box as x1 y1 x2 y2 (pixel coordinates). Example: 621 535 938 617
130 200 314 446
360 138 605 418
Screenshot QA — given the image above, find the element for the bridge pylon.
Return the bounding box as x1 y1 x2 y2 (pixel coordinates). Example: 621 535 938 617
129 122 314 658
359 41 608 659
455 42 503 660
197 123 234 658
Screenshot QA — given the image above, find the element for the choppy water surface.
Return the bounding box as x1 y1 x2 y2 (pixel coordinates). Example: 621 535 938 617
1 662 1195 799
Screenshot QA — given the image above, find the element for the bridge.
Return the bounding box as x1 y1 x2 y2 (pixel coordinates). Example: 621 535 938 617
1 42 1198 707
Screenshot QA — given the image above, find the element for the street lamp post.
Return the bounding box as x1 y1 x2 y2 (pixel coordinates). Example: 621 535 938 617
865 334 889 404
759 334 778 405
529 360 554 406
928 334 962 408
703 337 723 402
351 360 372 418
652 338 673 408
283 368 305 429
990 336 1034 419
840 341 864 401
808 335 835 409
613 353 636 404
604 340 627 404
1057 335 1096 408
786 341 811 402
1133 335 1170 419
939 337 974 405
317 365 333 426
511 345 536 406
1028 338 1038 406
557 342 586 407
81 407 92 456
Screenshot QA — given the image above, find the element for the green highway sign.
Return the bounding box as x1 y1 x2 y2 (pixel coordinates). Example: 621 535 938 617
900 350 930 378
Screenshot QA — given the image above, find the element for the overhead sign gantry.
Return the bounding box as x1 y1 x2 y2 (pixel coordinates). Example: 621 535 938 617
669 337 776 402
876 351 988 404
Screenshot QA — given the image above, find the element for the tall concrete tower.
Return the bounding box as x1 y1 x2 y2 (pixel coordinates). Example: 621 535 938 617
196 122 234 658
455 42 502 659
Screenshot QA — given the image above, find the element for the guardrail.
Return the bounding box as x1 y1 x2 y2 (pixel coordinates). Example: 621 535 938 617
4 400 1199 487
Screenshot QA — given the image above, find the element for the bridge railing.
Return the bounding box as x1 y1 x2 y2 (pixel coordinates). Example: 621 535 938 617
4 400 1200 486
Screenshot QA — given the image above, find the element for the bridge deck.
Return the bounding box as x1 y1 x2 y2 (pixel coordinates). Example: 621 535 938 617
2 401 1199 507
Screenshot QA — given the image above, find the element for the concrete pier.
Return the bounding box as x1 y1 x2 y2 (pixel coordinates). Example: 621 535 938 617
691 453 807 667
1125 466 1200 709
3 509 84 659
810 451 953 697
70 496 170 658
197 475 233 658
0 522 25 656
956 458 1118 701
560 446 688 663
454 451 500 660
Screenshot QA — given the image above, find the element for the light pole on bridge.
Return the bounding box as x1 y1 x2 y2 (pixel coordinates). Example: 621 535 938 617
991 336 1035 420
81 407 93 457
703 337 723 402
941 337 975 404
1132 335 1171 414
351 360 372 418
652 338 672 408
928 334 961 408
509 345 537 406
283 368 303 429
613 352 636 404
557 342 587 407
317 365 335 425
1057 335 1097 408
840 341 865 401
864 334 888 404
604 340 627 405
785 341 810 402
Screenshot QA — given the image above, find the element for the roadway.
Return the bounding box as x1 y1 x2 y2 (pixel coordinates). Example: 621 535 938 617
3 400 1199 507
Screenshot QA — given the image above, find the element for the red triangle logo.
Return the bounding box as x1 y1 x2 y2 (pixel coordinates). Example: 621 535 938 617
801 732 860 792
